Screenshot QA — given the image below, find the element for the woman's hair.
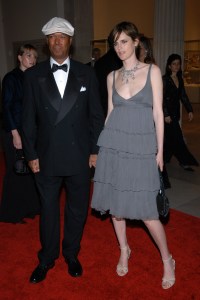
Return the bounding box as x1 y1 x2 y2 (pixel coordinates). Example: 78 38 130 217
16 44 37 66
17 44 37 56
136 35 155 64
108 21 140 48
165 53 182 76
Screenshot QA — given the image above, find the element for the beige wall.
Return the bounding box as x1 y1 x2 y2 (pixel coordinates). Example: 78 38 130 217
93 0 155 40
93 0 200 42
185 0 200 40
1 0 199 71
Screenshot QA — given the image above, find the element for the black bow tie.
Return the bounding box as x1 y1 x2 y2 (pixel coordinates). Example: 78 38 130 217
51 63 68 72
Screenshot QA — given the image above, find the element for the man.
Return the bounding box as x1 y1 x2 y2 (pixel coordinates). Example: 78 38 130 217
22 17 104 284
86 47 101 67
94 47 122 117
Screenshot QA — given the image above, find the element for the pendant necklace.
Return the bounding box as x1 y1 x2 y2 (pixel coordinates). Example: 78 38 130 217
121 61 140 84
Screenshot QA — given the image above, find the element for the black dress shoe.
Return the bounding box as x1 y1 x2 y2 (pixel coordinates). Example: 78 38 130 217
66 258 83 277
29 262 55 283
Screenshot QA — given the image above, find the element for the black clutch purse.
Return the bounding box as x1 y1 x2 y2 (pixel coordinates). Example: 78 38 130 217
14 149 30 175
156 168 170 217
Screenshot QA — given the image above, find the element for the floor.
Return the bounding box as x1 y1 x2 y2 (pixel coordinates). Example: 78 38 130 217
165 103 200 218
0 103 199 218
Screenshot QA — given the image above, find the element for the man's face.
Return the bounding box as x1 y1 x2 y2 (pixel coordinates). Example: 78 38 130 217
47 32 72 63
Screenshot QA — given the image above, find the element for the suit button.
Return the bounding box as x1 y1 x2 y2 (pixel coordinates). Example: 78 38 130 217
72 141 75 145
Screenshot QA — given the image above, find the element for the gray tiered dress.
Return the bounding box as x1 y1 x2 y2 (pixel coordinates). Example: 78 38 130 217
91 65 160 220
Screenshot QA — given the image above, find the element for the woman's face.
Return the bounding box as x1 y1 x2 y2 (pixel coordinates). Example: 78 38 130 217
113 31 138 61
169 59 181 74
18 49 38 71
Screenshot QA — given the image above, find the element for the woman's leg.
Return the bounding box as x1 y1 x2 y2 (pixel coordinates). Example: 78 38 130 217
112 217 127 248
144 219 175 288
112 217 131 276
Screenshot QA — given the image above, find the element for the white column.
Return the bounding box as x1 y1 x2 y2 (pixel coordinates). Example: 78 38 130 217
153 0 185 74
64 0 93 63
57 0 65 17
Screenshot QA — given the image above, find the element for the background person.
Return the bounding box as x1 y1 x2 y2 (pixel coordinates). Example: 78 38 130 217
92 21 175 289
0 44 40 224
136 34 155 64
94 46 122 117
22 17 104 284
163 53 199 171
86 47 101 67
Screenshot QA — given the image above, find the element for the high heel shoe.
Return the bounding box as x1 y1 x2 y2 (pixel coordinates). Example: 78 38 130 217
162 254 176 289
116 245 131 276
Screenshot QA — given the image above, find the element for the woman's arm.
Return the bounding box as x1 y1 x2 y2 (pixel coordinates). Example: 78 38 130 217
105 71 114 124
179 76 194 121
162 76 172 123
151 65 164 171
2 73 22 149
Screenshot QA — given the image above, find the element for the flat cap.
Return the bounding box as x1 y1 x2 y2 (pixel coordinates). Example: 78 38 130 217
42 17 74 36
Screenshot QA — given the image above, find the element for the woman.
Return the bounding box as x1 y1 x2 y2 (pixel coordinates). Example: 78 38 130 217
136 35 155 64
0 44 40 223
163 54 199 171
91 22 175 289
136 35 171 189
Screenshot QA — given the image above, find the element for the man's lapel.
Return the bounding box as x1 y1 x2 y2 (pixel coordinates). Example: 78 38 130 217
54 69 80 125
38 68 61 112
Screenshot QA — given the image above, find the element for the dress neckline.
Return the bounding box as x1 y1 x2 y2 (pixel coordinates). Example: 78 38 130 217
114 64 151 101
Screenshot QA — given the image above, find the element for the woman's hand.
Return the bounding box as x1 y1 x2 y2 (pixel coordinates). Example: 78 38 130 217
164 116 172 124
188 112 193 122
156 152 164 171
11 129 22 149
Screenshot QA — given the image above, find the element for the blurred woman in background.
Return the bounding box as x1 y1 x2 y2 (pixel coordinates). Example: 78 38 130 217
163 53 199 171
0 44 40 224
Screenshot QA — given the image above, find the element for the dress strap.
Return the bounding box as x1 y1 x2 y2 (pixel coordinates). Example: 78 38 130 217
112 71 116 91
148 64 152 77
146 64 153 85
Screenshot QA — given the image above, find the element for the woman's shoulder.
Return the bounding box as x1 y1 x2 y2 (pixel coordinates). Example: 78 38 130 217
107 68 121 81
150 63 161 73
2 68 21 86
149 64 162 81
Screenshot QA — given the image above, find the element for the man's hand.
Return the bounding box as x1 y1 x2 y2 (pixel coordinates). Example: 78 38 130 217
28 159 40 173
89 154 97 168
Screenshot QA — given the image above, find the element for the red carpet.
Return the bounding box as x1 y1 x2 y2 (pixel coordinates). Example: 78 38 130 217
0 155 200 299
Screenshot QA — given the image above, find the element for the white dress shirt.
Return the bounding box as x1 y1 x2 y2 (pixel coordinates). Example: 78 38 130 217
50 57 70 98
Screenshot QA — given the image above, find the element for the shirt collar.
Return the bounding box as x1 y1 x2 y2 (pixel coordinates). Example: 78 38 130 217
50 57 70 69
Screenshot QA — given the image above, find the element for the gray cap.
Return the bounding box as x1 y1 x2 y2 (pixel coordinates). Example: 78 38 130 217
42 17 74 36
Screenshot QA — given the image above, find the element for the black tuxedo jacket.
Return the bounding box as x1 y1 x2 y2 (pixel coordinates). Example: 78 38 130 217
22 59 104 176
